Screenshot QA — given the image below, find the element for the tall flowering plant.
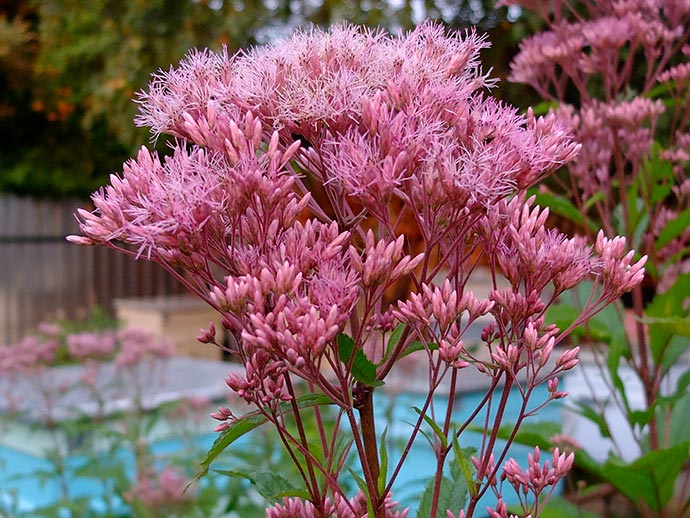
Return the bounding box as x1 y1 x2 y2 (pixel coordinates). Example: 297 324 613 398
503 0 690 515
69 23 644 518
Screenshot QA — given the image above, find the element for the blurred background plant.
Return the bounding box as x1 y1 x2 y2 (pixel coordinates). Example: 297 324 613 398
501 0 690 516
0 313 304 517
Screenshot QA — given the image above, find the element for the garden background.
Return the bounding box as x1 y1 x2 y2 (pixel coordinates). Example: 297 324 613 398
3 2 689 518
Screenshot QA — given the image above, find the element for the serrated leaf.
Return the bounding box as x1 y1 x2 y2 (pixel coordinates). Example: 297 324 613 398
214 467 310 500
251 467 309 500
195 393 333 481
338 333 383 387
451 437 477 497
213 468 251 479
417 474 468 518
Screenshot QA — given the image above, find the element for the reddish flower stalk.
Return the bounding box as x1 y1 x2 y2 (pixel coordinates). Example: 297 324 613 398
70 22 644 517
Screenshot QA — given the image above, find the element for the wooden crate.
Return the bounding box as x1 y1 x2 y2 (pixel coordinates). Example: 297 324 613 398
114 296 223 361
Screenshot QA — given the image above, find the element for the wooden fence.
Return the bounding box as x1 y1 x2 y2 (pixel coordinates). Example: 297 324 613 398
0 194 186 344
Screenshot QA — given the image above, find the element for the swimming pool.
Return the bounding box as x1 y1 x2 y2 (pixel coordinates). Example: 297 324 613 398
0 380 561 517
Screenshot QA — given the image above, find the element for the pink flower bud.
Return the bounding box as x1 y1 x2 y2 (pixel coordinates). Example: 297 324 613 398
556 346 580 370
196 322 216 344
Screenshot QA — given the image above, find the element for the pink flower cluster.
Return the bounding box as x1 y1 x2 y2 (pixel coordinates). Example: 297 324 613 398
503 0 690 290
0 323 174 408
69 21 645 518
266 490 407 518
494 447 574 518
0 334 60 375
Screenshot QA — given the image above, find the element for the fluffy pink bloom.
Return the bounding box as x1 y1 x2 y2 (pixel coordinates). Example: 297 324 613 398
69 21 645 517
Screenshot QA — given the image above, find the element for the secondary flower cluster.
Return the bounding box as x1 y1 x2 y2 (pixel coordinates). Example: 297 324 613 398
70 21 645 518
503 0 690 289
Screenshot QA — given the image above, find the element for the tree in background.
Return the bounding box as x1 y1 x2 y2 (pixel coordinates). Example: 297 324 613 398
0 0 535 198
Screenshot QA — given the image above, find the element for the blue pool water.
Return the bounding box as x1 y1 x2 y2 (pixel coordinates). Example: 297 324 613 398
1 383 561 517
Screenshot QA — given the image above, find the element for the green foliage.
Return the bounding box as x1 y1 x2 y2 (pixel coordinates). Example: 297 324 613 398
595 444 690 513
195 392 333 481
484 420 562 451
215 466 310 501
412 406 448 449
528 190 591 231
537 496 603 518
417 450 471 518
338 333 383 387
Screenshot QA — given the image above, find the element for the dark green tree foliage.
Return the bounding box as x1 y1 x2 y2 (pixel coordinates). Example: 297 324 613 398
0 0 523 198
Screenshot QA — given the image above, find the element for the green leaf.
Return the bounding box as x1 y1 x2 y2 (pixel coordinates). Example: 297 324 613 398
537 495 604 518
546 301 621 344
417 473 468 518
602 443 690 512
383 323 406 361
605 323 633 414
472 421 561 451
451 436 477 498
530 100 559 116
347 468 375 517
378 427 389 495
573 401 612 439
584 190 606 213
412 406 447 449
253 467 309 500
400 340 439 359
676 369 690 394
338 333 383 387
214 467 309 500
195 415 268 482
572 449 605 479
656 209 690 250
530 191 598 232
195 393 333 481
643 316 690 337
644 273 690 364
668 391 690 447
628 407 656 428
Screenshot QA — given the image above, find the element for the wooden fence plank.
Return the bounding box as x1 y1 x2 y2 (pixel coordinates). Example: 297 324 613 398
0 195 186 344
